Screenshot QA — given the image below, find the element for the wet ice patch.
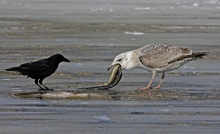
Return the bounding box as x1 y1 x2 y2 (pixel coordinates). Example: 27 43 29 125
90 6 113 12
92 115 111 122
2 79 11 81
135 7 151 10
205 0 220 5
11 87 22 92
160 109 171 112
183 65 194 69
124 31 145 35
192 3 200 7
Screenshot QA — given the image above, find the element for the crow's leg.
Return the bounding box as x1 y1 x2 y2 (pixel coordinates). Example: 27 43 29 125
34 79 45 90
39 78 53 91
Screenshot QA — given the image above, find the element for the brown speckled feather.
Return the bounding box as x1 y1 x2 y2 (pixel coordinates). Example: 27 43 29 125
138 43 192 68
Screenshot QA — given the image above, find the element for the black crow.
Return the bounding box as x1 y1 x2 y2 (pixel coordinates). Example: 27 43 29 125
6 54 70 91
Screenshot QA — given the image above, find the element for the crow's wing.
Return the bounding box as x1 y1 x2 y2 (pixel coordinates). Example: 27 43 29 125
19 59 50 73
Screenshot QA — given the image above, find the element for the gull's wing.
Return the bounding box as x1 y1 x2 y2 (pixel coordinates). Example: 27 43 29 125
138 43 192 68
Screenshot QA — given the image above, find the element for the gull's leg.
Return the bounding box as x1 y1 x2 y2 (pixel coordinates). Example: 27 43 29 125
137 72 156 99
153 72 165 89
152 72 165 97
34 79 45 90
137 72 156 90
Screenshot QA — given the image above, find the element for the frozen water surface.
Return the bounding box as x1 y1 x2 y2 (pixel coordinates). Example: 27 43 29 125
0 0 220 134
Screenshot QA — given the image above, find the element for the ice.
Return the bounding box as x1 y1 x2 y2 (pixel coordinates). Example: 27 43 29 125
90 6 113 13
135 7 151 10
192 3 200 7
93 115 111 122
160 109 171 112
124 31 145 35
205 0 220 4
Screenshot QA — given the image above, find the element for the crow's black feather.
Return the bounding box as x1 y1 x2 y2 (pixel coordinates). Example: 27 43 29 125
6 54 70 91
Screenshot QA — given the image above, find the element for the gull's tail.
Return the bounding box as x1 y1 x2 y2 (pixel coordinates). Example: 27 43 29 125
191 52 208 59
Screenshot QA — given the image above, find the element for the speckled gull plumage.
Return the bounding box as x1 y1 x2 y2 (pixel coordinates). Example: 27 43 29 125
109 43 207 98
138 44 192 68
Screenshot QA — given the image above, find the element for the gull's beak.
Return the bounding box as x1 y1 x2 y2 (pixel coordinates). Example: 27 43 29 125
107 64 114 71
108 64 120 71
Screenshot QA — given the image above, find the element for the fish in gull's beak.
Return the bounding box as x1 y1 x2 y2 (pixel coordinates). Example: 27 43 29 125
108 64 120 71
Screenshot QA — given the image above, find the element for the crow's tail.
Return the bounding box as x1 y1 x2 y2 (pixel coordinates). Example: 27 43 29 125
5 67 21 72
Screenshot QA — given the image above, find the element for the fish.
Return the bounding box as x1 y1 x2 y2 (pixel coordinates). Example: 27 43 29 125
78 64 122 90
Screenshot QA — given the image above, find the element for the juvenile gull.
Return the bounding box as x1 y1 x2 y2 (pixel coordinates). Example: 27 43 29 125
108 43 207 94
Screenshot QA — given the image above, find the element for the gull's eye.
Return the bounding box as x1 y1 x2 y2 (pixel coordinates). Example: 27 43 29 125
117 59 122 62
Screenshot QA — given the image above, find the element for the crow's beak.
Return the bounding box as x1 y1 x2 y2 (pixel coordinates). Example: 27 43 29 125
63 58 70 62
